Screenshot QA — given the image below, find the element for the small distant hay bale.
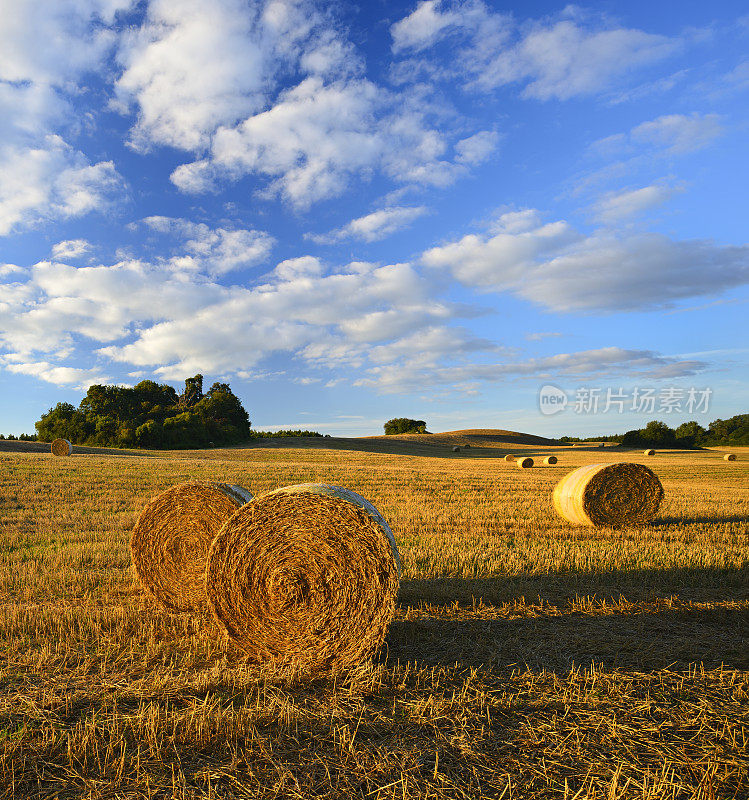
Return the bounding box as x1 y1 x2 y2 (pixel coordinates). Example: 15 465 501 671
131 481 253 612
644 449 655 456
572 443 584 447
543 455 558 465
517 457 533 468
553 463 663 527
504 454 515 462
464 443 471 448
724 453 737 461
452 446 460 452
206 483 400 674
51 438 72 456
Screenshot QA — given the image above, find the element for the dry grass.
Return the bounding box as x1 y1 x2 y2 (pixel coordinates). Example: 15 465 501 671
1 439 748 799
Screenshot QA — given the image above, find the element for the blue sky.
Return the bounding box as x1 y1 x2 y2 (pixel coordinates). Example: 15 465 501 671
1 0 747 437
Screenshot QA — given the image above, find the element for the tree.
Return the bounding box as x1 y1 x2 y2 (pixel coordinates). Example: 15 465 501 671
34 376 251 449
674 421 707 448
384 418 427 435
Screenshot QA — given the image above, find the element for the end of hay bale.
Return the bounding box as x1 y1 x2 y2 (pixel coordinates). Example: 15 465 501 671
50 438 73 456
464 443 471 448
543 455 558 465
205 483 400 674
723 453 737 461
517 457 533 468
643 449 655 456
452 445 460 452
130 481 253 612
552 462 663 527
504 454 515 462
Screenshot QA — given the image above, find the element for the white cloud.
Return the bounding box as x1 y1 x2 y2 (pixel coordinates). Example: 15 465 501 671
354 344 705 394
391 0 465 53
51 239 92 260
0 1 129 235
631 113 724 154
2 359 110 390
390 3 679 100
308 206 428 243
0 138 125 236
454 130 499 164
422 210 749 313
141 216 274 274
593 183 684 223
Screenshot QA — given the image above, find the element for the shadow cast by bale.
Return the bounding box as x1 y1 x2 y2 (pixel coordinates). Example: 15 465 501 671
385 605 749 672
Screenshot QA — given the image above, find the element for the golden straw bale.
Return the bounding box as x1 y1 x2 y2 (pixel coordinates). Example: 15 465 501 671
51 438 72 456
504 454 515 462
644 449 656 456
131 481 253 612
723 453 737 461
206 483 400 674
543 455 558 465
517 457 533 468
552 463 663 527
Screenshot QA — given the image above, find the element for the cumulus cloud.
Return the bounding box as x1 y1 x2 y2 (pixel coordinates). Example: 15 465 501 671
307 206 428 243
391 2 679 100
140 216 274 273
2 359 110 390
51 239 92 260
112 0 488 207
0 1 129 235
0 138 125 236
422 209 749 312
593 183 684 223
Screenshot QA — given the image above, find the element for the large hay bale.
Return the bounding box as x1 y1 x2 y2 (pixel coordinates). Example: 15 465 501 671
206 483 400 674
504 454 515 462
552 463 663 527
644 449 655 456
51 438 72 456
131 481 253 612
543 455 558 465
452 446 460 452
517 457 533 468
724 453 737 461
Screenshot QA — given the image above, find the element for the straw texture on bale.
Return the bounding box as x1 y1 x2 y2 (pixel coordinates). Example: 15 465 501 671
51 438 72 456
543 455 558 465
724 453 737 461
452 446 460 452
504 454 515 462
131 481 253 612
517 457 533 468
644 449 655 456
552 463 663 527
206 483 400 674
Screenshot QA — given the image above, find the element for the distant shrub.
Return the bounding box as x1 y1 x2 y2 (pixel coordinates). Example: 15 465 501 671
384 418 427 435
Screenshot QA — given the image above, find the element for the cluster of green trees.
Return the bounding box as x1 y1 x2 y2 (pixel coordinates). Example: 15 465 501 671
383 418 428 435
253 429 324 438
35 375 251 449
560 414 749 448
0 433 37 441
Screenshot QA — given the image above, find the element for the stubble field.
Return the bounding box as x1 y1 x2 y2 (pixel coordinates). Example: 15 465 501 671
1 437 747 799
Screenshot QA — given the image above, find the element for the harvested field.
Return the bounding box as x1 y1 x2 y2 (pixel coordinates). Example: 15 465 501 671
1 438 748 799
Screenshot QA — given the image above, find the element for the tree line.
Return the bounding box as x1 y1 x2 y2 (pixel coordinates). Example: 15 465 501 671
560 415 749 447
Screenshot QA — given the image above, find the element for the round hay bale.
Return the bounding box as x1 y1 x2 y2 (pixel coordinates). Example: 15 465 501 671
643 449 655 456
543 455 558 465
206 483 400 674
724 453 737 461
452 446 460 452
504 454 515 462
51 438 72 456
464 443 471 448
517 457 533 468
131 481 253 612
552 463 663 527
